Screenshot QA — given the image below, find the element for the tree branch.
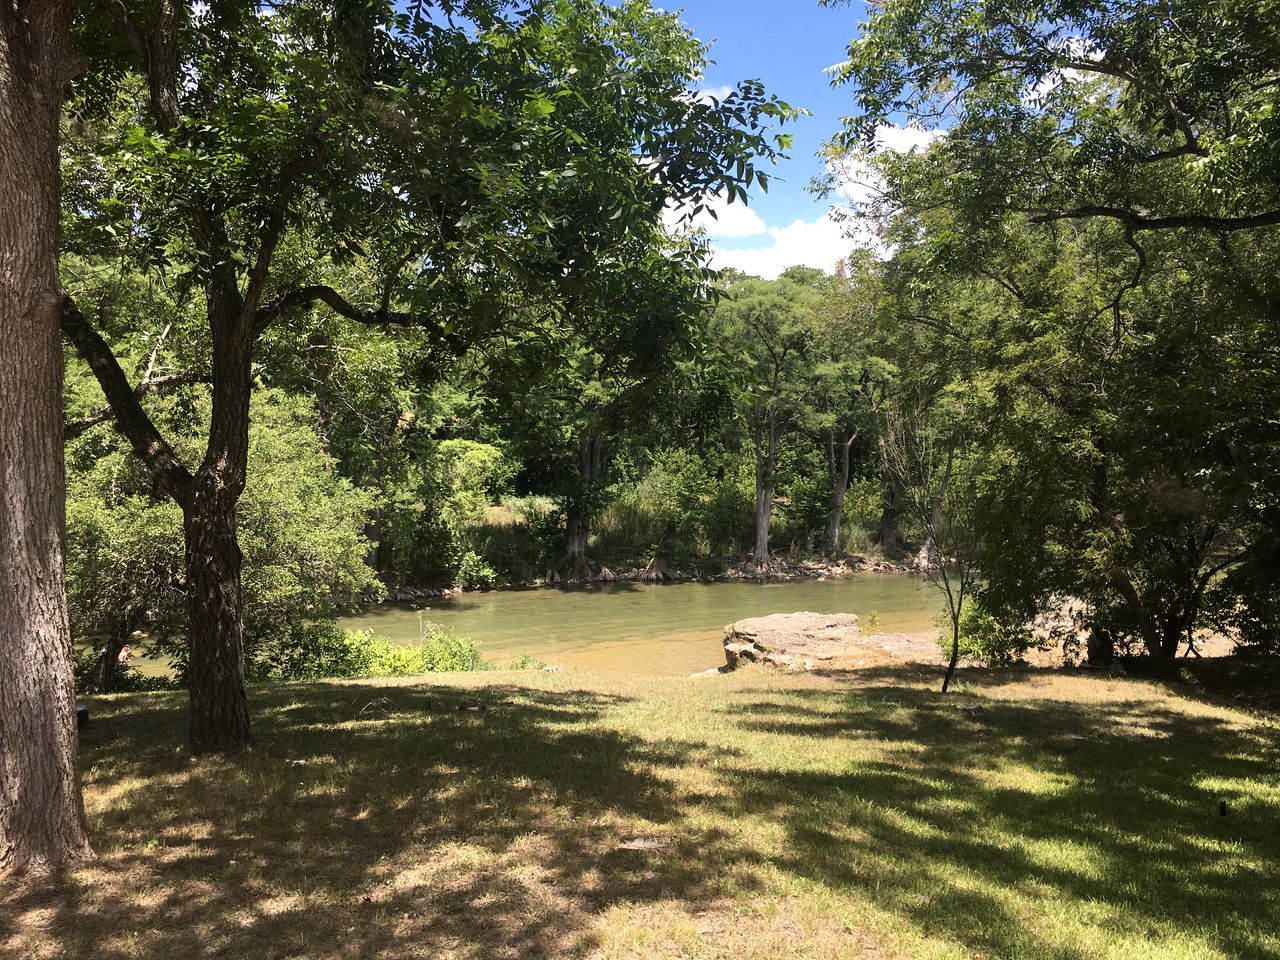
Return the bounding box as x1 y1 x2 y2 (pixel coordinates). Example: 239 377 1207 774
66 370 203 440
61 294 194 507
1022 205 1280 233
253 284 422 336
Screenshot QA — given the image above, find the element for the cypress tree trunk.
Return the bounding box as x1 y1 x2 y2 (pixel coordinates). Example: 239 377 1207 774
0 2 94 875
751 402 777 569
559 435 601 582
825 428 855 555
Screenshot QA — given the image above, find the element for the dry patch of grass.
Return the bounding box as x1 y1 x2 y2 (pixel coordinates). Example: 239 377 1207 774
2 666 1277 959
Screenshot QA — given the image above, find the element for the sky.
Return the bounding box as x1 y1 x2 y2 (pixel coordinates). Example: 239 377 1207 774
666 0 889 278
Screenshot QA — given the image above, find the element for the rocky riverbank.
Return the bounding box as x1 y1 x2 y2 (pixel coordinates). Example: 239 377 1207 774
382 554 917 603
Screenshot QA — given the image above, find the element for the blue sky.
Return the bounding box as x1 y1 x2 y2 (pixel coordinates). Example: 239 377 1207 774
666 1 935 277
674 1 865 229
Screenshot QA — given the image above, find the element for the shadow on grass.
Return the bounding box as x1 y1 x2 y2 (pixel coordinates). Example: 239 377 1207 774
1 667 1276 959
716 664 1280 959
2 682 747 960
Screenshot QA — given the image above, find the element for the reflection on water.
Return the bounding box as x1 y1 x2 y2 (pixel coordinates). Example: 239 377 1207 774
339 573 941 675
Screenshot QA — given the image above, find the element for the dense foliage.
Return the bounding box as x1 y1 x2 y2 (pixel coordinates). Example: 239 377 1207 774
55 0 1280 695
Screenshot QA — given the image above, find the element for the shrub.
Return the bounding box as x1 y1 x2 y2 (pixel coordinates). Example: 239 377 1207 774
247 623 373 682
938 605 1039 666
508 653 548 670
244 625 487 681
456 550 498 588
67 391 383 687
704 460 755 554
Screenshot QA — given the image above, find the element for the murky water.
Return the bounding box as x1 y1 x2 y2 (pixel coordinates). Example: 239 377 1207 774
339 573 942 675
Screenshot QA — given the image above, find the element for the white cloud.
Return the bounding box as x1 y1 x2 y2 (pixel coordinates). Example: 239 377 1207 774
708 210 876 279
669 124 939 280
873 123 939 154
664 190 767 239
828 122 942 209
695 83 734 104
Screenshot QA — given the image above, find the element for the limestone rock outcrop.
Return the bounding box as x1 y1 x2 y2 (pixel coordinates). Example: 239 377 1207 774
722 612 861 671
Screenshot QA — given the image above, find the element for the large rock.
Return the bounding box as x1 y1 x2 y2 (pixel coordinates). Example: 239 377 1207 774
723 612 861 671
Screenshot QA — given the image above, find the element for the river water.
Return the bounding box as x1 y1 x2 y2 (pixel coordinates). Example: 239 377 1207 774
339 573 941 675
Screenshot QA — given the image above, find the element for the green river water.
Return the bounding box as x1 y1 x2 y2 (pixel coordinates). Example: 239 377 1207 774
338 573 941 675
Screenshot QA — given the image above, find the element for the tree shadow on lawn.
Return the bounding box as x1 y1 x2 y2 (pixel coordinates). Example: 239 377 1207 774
4 668 1277 960
1 682 753 960
717 664 1280 959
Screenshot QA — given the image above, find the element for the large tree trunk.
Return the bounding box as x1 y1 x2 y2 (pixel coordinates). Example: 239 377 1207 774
0 3 94 875
184 281 256 752
825 428 855 555
184 480 252 752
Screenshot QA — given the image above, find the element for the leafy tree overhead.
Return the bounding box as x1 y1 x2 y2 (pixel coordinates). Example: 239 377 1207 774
61 0 797 752
824 0 1280 234
826 0 1280 659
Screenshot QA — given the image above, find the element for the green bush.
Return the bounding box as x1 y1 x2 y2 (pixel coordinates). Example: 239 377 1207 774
243 625 487 681
456 550 498 588
67 391 383 688
938 606 1040 666
508 653 548 670
703 460 755 555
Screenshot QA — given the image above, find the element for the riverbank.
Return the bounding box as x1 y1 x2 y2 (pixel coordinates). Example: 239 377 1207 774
343 574 942 674
8 665 1276 959
383 554 916 603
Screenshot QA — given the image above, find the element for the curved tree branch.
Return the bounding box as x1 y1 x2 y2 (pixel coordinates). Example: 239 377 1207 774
253 284 422 336
1023 205 1280 233
60 294 194 507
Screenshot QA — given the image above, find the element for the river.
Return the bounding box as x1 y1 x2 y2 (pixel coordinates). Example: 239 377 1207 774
339 573 941 675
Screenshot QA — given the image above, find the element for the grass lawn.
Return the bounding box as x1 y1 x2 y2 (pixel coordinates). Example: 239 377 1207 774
2 664 1277 959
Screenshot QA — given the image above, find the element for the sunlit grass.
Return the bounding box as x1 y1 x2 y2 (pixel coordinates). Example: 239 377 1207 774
2 666 1276 959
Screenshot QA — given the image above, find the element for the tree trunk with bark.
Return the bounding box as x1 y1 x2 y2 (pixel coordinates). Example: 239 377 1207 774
0 2 94 875
750 400 778 570
825 427 856 555
941 617 961 693
184 479 252 752
558 434 603 583
875 436 902 554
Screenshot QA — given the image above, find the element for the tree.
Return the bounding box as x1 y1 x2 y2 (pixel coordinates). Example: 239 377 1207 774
712 268 824 572
864 184 1277 658
883 398 979 692
803 255 890 554
66 390 381 689
0 2 94 875
61 0 795 750
825 0 1280 234
475 239 716 582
